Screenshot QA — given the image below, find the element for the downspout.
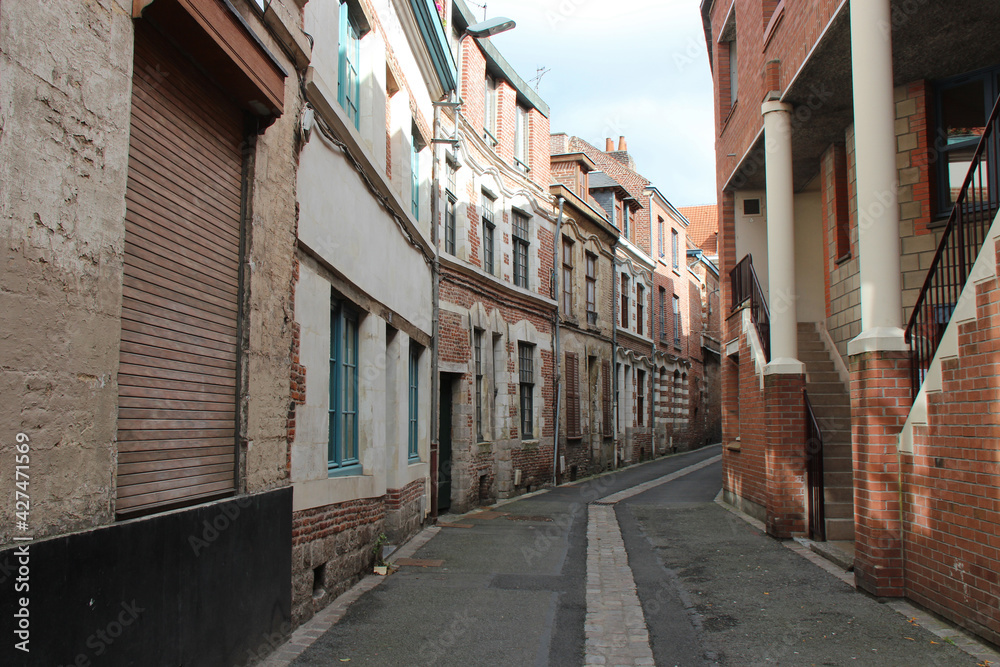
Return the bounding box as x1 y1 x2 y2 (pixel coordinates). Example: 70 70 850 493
611 240 620 469
430 96 444 519
552 196 564 487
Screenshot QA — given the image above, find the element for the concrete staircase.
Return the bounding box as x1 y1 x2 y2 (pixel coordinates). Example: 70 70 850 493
798 323 854 542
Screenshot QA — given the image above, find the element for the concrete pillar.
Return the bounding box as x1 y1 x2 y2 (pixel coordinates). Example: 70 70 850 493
762 101 804 375
848 0 907 355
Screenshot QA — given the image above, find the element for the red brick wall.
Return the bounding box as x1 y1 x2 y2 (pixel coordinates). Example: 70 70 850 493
722 325 768 513
763 372 807 538
903 244 1000 644
851 351 909 598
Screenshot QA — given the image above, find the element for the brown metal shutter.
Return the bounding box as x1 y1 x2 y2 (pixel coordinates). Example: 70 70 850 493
566 353 580 437
116 22 244 516
602 360 612 437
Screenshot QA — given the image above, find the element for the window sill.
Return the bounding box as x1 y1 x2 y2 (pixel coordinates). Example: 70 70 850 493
762 1 785 51
928 215 952 230
834 252 852 266
328 464 364 478
726 441 741 452
521 439 539 448
408 456 422 465
721 99 739 135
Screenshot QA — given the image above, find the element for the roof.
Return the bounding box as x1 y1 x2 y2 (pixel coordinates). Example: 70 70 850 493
678 204 718 255
452 0 550 117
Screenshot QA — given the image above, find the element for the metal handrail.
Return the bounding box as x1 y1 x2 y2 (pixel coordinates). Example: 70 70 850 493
804 389 825 542
730 254 771 361
905 93 1000 399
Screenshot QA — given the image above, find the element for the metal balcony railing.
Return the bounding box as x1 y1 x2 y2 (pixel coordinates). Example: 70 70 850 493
905 94 1000 399
730 254 771 361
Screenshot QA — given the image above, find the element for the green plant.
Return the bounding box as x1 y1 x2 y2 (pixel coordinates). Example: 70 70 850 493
372 533 390 566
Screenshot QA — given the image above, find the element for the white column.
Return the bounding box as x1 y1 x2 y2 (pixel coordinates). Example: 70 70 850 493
762 101 805 375
848 0 907 355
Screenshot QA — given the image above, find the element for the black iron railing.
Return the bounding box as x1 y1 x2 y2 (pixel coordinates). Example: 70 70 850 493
905 94 1000 399
804 390 825 542
730 254 771 360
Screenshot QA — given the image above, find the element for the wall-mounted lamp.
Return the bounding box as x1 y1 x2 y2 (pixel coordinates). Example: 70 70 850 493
465 16 516 38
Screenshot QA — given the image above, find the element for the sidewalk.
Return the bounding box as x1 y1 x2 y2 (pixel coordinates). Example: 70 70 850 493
257 445 994 666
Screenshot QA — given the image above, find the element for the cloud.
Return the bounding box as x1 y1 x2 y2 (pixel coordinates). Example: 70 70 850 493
481 0 718 206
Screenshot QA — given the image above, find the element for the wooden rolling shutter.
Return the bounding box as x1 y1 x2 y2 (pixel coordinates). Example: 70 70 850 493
602 360 612 436
116 22 244 515
566 353 580 437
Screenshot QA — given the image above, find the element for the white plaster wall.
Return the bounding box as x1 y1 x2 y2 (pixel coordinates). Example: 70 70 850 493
794 190 826 323
293 262 332 484
735 189 769 300
298 137 432 329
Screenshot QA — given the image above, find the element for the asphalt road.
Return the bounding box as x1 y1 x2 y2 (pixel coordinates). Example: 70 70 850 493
287 445 980 666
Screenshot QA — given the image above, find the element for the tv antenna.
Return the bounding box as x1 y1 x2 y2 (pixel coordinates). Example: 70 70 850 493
531 67 551 89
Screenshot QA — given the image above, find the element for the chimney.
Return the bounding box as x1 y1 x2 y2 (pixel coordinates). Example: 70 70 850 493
618 136 627 151
606 138 615 152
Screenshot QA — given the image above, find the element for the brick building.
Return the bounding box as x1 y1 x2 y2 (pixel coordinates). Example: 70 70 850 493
558 135 719 460
434 0 557 513
549 147 620 478
0 0 305 663
703 0 1000 645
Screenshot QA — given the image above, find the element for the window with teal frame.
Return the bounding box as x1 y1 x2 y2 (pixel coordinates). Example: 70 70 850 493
338 2 361 129
329 302 360 473
411 133 420 219
408 343 420 461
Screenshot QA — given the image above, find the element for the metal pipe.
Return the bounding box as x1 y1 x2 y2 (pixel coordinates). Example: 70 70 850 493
611 240 619 469
430 94 446 518
552 196 564 486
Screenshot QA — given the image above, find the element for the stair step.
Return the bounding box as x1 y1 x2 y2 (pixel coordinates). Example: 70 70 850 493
824 471 854 487
806 381 848 393
824 502 855 519
825 518 855 541
824 487 854 504
807 371 844 383
824 459 854 474
808 393 850 408
802 360 837 371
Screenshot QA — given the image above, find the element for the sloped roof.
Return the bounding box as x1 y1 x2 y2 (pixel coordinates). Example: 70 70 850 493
678 204 718 255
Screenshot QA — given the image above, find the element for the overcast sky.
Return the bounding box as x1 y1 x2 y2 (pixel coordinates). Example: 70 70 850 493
472 0 717 207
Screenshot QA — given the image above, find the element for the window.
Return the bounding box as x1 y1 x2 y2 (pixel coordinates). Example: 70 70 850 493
830 143 851 259
659 288 667 340
475 330 484 442
566 352 580 437
484 76 498 145
602 360 612 436
513 211 530 288
658 217 665 257
518 343 534 439
636 369 645 426
622 205 631 240
673 294 681 346
636 284 645 337
670 229 679 269
934 67 1000 214
586 252 597 324
329 302 359 472
338 2 361 129
411 132 421 219
408 343 420 460
515 105 530 170
445 162 457 254
621 273 629 328
561 237 573 314
482 192 495 274
728 36 738 105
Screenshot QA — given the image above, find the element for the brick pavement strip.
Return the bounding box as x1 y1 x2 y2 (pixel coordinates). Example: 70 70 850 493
585 504 656 667
583 456 722 667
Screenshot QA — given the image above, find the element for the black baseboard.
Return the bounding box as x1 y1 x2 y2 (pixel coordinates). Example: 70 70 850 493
0 487 291 666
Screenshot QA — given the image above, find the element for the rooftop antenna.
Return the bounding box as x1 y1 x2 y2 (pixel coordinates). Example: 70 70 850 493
466 0 487 20
531 66 551 89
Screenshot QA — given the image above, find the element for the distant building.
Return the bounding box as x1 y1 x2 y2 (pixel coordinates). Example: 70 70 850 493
553 135 720 459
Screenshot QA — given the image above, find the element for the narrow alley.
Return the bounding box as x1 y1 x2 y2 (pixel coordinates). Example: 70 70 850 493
262 447 988 667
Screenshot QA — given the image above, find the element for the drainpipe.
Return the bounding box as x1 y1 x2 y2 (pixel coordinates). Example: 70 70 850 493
552 196 564 487
430 99 442 519
611 241 620 469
